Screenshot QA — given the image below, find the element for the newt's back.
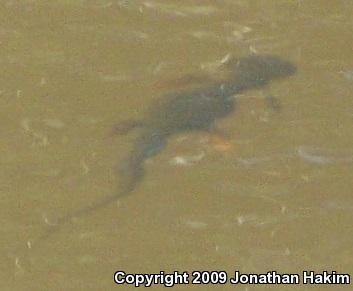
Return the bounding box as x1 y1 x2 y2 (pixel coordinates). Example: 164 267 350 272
144 54 296 136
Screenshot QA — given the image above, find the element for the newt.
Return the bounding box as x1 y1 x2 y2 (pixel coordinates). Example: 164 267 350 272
32 54 296 243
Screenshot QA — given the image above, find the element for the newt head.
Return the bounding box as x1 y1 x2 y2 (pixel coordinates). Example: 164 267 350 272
225 54 297 88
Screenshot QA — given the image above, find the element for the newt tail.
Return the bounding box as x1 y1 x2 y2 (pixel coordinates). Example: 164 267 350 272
34 128 166 243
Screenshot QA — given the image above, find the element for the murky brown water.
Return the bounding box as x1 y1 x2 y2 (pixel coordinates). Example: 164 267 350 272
1 1 353 290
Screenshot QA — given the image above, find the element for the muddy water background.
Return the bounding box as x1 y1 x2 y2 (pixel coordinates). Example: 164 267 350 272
1 1 353 290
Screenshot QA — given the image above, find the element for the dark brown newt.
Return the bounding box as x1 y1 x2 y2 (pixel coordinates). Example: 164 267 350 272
31 54 296 244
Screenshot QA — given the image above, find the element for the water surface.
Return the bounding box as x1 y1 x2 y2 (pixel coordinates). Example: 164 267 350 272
1 1 353 290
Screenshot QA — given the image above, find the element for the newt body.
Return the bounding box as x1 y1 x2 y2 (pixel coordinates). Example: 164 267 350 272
117 54 296 195
37 54 296 241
